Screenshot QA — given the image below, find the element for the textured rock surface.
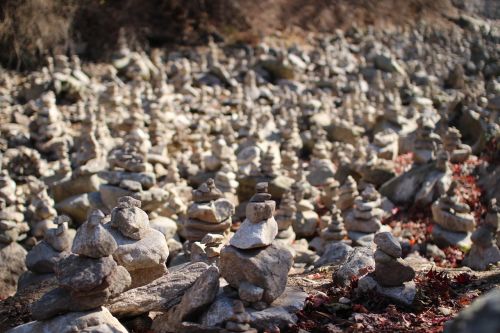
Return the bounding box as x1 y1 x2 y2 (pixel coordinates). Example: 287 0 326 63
8 307 128 333
107 262 209 317
229 217 278 249
334 247 374 286
0 242 27 298
220 243 293 304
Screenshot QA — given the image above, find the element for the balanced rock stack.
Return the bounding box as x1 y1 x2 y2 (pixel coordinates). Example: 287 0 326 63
320 204 347 243
463 199 500 270
274 189 297 245
221 300 257 333
431 181 475 248
31 210 131 321
183 178 235 242
20 216 74 289
337 176 359 212
344 184 384 246
105 196 169 287
358 232 416 305
220 182 293 309
191 233 225 265
412 117 440 165
443 127 471 163
320 178 340 209
0 197 28 297
215 164 239 206
292 182 319 238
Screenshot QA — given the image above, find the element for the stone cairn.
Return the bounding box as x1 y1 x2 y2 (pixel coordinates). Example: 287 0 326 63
106 196 169 288
31 209 131 321
337 176 359 212
344 184 384 245
358 232 416 305
320 178 340 209
320 204 347 244
443 127 472 163
20 216 74 290
274 189 297 245
431 181 475 248
191 233 225 265
0 197 28 297
221 183 293 309
215 163 239 206
412 117 441 165
291 180 319 238
184 178 235 242
221 300 257 333
463 199 500 270
0 197 28 245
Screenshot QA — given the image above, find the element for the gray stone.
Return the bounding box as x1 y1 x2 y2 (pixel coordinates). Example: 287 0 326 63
315 242 353 267
8 307 128 333
149 216 178 240
334 247 374 286
201 286 307 329
107 262 209 317
55 254 117 292
220 244 293 304
72 217 118 258
374 232 402 258
431 224 472 249
26 241 62 273
188 198 234 223
229 217 278 249
106 224 169 271
374 257 415 287
245 201 275 223
444 288 500 333
151 266 220 332
293 210 319 238
0 242 27 298
110 201 150 240
239 282 264 303
357 275 416 305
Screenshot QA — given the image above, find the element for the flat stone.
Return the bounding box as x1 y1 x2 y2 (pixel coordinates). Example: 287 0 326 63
229 217 278 249
151 266 220 332
432 203 475 232
431 224 472 250
334 247 374 286
149 216 178 240
344 212 381 233
187 198 234 223
9 307 128 333
220 244 293 304
107 262 209 317
357 275 416 306
374 232 402 258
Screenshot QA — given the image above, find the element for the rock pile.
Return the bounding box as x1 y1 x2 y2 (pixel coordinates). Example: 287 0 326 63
29 209 130 326
358 232 416 305
221 182 293 309
431 181 475 248
105 196 169 287
463 199 500 270
183 178 235 242
344 184 385 246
